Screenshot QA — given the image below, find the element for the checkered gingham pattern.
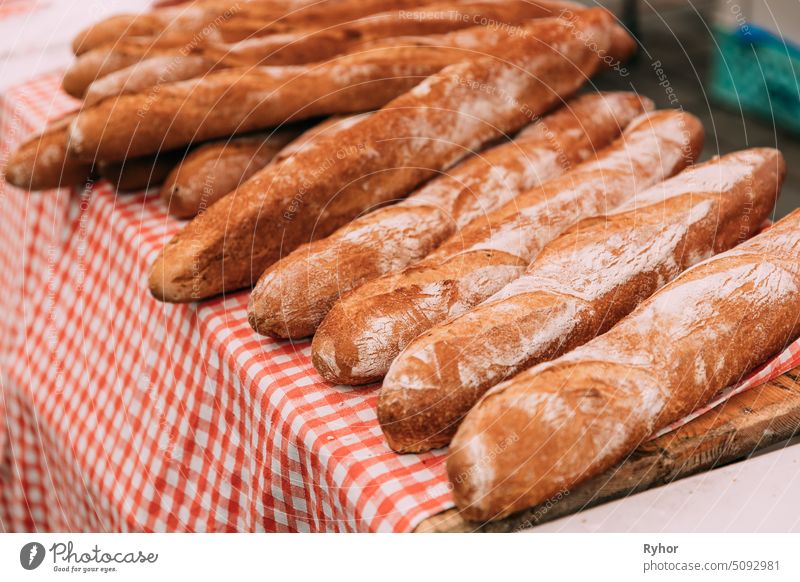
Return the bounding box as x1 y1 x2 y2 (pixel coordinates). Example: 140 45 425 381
1 73 799 533
0 0 37 20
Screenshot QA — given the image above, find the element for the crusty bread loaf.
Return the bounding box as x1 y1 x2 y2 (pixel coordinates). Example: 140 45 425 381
69 0 578 98
77 1 629 108
380 148 784 453
4 111 188 193
219 0 582 65
71 0 464 55
148 9 629 303
69 49 453 162
312 110 704 385
248 92 652 339
5 113 93 191
160 128 302 218
160 116 366 218
69 9 635 162
449 203 800 522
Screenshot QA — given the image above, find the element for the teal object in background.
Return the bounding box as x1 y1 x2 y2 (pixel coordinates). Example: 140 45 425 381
710 24 800 136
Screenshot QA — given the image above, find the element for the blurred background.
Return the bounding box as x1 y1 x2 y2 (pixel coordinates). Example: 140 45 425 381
587 0 800 218
1 0 798 216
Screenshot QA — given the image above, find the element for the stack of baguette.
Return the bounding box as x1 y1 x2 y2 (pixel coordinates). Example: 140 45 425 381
6 0 800 525
6 0 625 210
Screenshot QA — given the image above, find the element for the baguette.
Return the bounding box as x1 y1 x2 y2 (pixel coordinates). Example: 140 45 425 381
211 0 581 66
312 110 704 385
5 113 93 191
248 92 652 339
161 116 366 218
79 2 630 107
148 9 628 303
72 0 459 55
69 10 635 161
76 0 630 104
160 127 302 218
68 0 578 97
449 202 799 522
380 148 784 453
69 49 454 162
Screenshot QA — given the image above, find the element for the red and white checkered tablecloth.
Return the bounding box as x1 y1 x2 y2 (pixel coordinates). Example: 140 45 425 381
1 73 799 533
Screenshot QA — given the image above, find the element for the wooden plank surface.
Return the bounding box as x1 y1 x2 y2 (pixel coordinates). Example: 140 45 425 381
415 366 800 533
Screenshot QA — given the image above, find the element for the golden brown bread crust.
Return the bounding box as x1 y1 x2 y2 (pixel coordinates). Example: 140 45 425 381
69 49 455 161
68 7 635 162
312 110 704 385
214 0 581 65
270 114 368 164
159 128 303 218
4 113 93 191
379 148 784 453
72 1 628 108
247 92 653 339
147 10 627 303
70 0 257 55
83 55 217 106
70 0 313 55
68 0 579 97
160 117 367 218
63 43 178 98
449 200 798 523
70 0 524 94
71 0 473 55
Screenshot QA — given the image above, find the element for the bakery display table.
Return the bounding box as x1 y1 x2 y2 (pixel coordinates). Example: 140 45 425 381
0 74 452 532
1 73 799 533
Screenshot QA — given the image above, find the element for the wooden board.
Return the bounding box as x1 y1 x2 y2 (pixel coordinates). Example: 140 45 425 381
415 366 800 533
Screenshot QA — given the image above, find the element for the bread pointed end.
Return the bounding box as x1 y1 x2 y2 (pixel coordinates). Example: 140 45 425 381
246 290 287 339
377 383 453 454
4 146 33 189
148 246 197 304
311 303 388 386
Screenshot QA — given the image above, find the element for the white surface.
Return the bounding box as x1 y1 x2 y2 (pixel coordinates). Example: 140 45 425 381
0 0 150 91
532 440 800 532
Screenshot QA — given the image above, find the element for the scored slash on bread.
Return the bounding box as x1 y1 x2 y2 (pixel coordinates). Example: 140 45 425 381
311 109 705 385
379 148 785 453
147 9 629 303
247 91 654 339
449 203 800 522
